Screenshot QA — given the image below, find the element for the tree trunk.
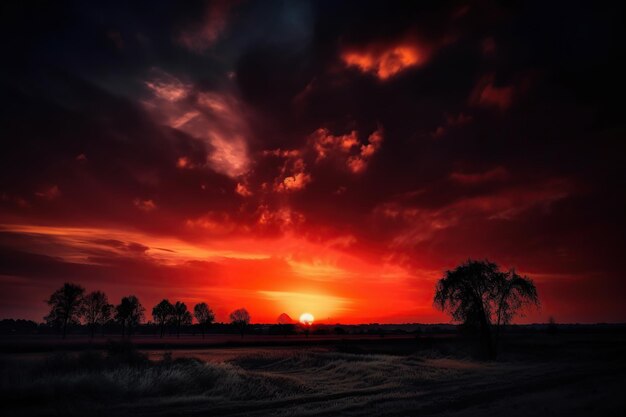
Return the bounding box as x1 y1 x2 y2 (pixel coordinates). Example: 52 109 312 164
479 313 495 359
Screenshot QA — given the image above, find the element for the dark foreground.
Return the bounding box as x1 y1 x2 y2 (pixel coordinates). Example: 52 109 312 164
1 333 624 416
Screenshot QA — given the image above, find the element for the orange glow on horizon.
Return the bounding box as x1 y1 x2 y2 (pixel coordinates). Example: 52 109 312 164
0 223 446 324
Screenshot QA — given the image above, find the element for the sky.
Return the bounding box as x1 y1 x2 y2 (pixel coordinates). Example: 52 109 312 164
1 0 625 324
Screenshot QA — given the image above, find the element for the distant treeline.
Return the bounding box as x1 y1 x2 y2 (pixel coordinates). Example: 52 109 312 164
2 317 625 337
0 317 452 337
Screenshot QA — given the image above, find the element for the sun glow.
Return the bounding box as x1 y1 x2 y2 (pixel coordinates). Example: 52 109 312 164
299 312 314 325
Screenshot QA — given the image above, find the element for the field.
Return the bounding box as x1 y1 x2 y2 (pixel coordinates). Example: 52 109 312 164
1 333 624 416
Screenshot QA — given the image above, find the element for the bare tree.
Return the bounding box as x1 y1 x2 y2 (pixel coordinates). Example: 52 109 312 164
193 302 215 339
152 299 174 338
172 301 192 338
45 283 85 339
434 259 539 358
230 308 250 338
115 295 144 337
82 291 113 338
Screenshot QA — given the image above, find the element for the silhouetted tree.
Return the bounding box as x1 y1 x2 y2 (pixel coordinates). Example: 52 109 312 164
152 299 174 338
434 259 539 359
333 326 346 335
45 282 85 339
82 291 113 338
230 308 250 338
277 313 293 337
0 319 38 334
193 302 215 339
172 301 192 337
115 295 144 337
547 316 558 335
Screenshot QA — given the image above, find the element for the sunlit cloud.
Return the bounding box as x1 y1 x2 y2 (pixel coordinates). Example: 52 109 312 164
342 43 426 80
311 129 359 161
286 257 350 280
310 127 384 173
143 70 250 177
185 212 239 235
274 157 312 193
258 290 352 321
0 223 426 323
256 206 305 231
377 178 576 247
144 70 191 102
470 74 515 110
235 182 253 197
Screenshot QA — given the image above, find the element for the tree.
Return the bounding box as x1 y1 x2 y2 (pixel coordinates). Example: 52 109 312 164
82 291 113 338
193 302 215 339
152 299 174 338
547 316 558 335
45 283 85 339
434 259 539 359
115 295 144 337
277 313 294 337
230 308 250 338
172 301 192 337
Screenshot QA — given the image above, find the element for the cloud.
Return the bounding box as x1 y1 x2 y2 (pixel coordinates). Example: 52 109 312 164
470 74 515 110
256 206 305 233
185 212 238 235
177 0 234 52
273 157 312 193
258 290 351 319
144 70 191 102
278 171 312 192
144 70 251 177
341 42 427 80
449 167 509 184
133 198 156 212
377 178 576 248
35 185 60 200
346 128 384 173
311 129 359 161
310 127 384 173
2 1 625 323
431 113 473 138
235 182 252 197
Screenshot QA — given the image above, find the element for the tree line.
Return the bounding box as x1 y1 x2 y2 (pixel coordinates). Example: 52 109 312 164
42 259 540 359
44 283 251 339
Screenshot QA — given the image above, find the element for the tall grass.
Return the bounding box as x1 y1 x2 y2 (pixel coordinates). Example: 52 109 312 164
0 341 481 415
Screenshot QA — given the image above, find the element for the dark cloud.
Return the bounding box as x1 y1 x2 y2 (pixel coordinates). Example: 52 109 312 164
0 0 625 322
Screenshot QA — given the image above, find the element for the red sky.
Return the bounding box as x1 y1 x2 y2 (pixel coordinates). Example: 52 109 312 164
1 1 625 324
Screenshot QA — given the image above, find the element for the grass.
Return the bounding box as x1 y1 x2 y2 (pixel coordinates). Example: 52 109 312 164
1 335 624 416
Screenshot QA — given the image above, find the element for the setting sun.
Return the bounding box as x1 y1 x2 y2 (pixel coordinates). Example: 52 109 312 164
299 312 315 325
